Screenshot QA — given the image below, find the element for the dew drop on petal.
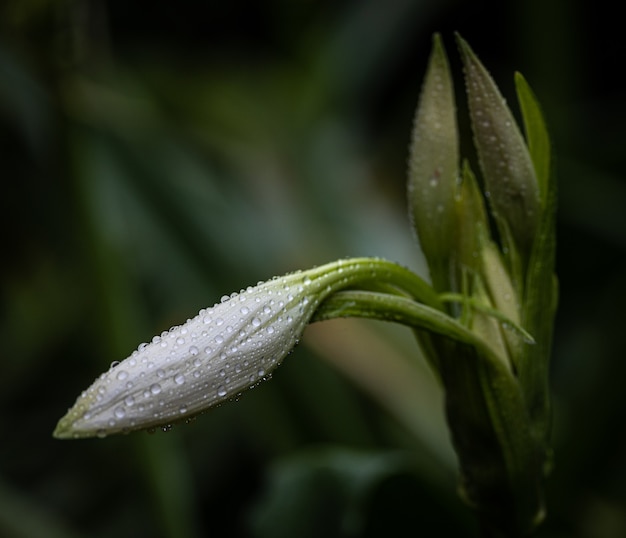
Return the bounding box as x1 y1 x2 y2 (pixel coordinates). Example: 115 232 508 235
150 383 162 395
217 386 227 397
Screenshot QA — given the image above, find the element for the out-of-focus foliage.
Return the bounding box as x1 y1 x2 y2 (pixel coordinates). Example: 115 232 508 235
2 1 626 537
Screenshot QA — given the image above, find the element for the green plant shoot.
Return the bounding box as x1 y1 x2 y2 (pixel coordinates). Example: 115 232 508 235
54 33 557 537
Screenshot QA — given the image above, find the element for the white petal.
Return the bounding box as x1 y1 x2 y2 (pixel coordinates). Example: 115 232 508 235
55 276 316 437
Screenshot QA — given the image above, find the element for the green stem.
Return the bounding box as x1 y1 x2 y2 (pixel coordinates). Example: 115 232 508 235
312 289 503 372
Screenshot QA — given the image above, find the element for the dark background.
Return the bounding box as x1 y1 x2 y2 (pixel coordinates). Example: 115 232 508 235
2 1 625 536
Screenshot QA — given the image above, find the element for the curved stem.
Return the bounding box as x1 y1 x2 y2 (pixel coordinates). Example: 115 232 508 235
312 289 507 375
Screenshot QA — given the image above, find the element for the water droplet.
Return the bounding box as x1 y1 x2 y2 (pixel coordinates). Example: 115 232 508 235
267 326 275 335
114 406 126 419
221 295 230 303
189 345 199 355
116 370 129 381
124 395 135 406
217 386 227 397
156 369 165 378
179 405 187 414
240 306 250 315
150 383 162 395
303 276 312 286
174 374 185 385
215 318 224 326
258 368 265 377
110 361 120 369
215 334 224 344
176 336 185 345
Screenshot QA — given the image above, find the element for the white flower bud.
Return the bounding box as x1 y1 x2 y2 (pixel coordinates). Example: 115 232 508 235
54 258 410 439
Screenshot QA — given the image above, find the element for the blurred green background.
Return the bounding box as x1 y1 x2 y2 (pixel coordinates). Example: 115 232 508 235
2 1 625 536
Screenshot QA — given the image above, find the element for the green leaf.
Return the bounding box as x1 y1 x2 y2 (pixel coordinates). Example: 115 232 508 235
519 166 558 448
515 72 551 205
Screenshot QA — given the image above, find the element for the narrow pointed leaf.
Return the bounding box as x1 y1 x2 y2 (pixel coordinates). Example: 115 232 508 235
519 172 558 446
515 72 551 204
